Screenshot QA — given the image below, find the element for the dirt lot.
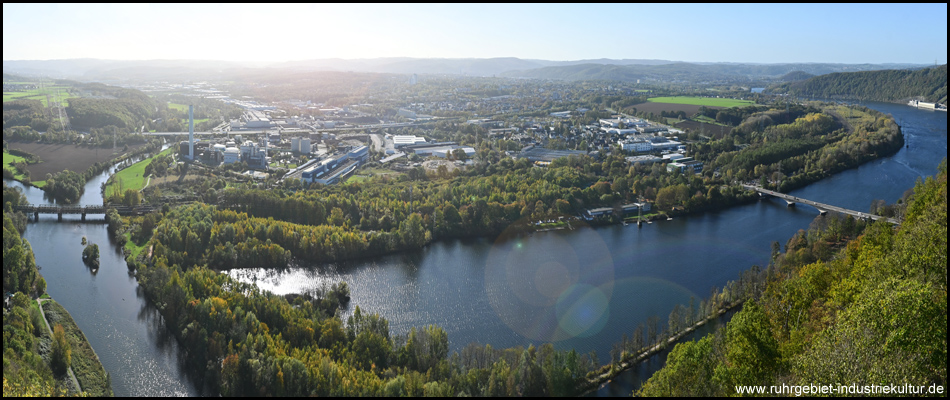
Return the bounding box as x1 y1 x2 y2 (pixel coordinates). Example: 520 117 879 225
630 102 723 117
6 141 147 179
422 159 461 174
674 120 733 139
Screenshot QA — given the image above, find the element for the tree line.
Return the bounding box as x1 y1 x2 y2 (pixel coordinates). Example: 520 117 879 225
636 159 946 395
771 64 947 104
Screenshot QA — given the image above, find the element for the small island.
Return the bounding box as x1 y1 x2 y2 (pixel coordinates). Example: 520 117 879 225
81 243 100 268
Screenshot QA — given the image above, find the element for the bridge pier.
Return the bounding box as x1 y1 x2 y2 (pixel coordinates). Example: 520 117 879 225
58 212 62 222
784 200 796 207
34 211 39 221
82 213 86 221
818 209 828 216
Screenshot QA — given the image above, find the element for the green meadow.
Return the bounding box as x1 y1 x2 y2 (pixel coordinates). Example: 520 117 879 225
647 96 756 108
105 147 175 197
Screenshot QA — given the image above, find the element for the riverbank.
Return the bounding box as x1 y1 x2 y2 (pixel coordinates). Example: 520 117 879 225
35 298 81 394
40 299 114 397
578 299 745 396
3 139 162 202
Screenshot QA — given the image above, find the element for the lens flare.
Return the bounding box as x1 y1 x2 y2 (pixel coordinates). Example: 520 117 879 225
555 283 610 338
485 216 615 342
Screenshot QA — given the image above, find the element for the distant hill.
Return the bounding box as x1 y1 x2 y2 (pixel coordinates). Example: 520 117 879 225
3 57 930 85
269 57 680 76
770 64 947 104
3 73 30 82
500 62 929 84
779 70 815 82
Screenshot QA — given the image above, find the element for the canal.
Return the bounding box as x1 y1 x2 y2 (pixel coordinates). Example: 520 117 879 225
5 101 945 396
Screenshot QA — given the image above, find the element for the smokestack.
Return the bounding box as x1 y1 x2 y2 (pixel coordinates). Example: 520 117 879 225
189 105 195 160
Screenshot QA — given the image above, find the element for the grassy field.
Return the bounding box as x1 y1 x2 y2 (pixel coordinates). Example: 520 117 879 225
167 102 189 112
2 86 75 107
105 147 175 197
42 300 113 397
691 114 730 126
345 175 368 183
647 96 756 108
3 150 28 179
124 232 148 260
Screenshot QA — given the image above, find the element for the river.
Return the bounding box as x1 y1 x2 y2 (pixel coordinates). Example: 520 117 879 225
4 101 945 396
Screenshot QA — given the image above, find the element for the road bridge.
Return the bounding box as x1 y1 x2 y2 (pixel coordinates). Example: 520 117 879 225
741 185 900 225
14 204 160 222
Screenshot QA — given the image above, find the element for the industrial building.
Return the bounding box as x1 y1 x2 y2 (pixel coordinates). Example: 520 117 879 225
667 160 704 174
649 137 682 151
585 202 652 219
393 135 427 147
291 137 311 154
300 146 368 185
626 155 662 164
517 146 587 163
239 140 269 169
241 110 272 129
402 142 475 158
618 138 653 152
223 147 241 164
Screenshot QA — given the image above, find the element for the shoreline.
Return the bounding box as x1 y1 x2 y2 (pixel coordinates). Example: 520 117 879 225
577 299 746 396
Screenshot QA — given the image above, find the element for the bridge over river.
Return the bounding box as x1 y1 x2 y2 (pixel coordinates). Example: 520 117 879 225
15 204 160 221
741 185 900 225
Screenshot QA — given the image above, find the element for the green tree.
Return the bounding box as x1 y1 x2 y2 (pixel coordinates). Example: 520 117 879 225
51 324 71 375
713 300 779 388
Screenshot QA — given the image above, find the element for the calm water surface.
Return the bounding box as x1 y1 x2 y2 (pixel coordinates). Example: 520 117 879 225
8 150 203 396
6 102 944 396
229 101 946 394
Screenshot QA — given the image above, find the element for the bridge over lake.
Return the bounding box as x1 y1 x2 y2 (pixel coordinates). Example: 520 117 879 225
741 184 900 225
15 204 160 221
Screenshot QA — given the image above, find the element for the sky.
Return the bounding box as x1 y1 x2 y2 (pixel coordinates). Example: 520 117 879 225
3 3 947 65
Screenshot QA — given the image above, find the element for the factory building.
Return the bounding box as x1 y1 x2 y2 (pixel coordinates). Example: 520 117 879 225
300 146 369 185
517 146 587 163
401 142 474 158
667 160 704 174
223 147 241 164
291 137 311 154
239 140 269 169
393 135 427 147
618 138 653 152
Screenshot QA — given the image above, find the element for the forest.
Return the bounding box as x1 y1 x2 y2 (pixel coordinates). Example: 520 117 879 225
636 159 947 396
2 185 63 396
770 64 947 104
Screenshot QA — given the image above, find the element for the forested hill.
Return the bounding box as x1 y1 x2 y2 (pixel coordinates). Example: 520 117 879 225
500 62 927 84
770 64 947 104
636 159 947 396
66 82 159 130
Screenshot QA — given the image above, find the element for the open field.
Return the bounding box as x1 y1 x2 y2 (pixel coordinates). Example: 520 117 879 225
167 103 189 112
3 86 75 107
105 147 175 196
674 119 733 138
180 118 209 125
5 141 146 179
631 102 720 116
345 167 403 183
647 96 756 108
148 173 204 187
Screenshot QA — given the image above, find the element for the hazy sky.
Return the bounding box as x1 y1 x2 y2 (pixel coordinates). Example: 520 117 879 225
3 3 947 64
